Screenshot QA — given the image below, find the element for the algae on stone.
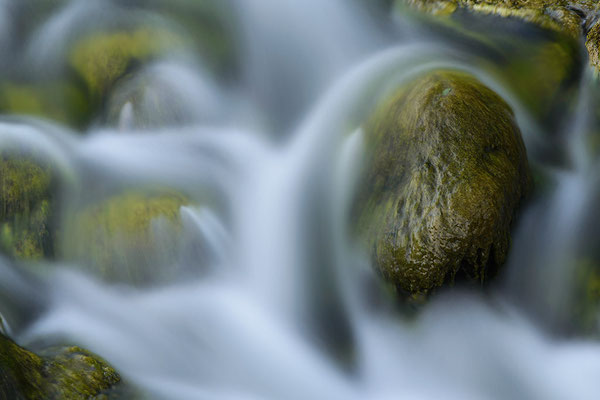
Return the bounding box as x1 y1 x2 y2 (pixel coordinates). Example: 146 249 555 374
69 28 184 99
0 334 120 400
355 70 531 295
399 0 585 38
63 190 189 284
398 0 600 73
0 155 55 260
0 83 89 129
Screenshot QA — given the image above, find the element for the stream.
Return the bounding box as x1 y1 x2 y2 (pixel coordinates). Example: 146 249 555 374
1 0 600 399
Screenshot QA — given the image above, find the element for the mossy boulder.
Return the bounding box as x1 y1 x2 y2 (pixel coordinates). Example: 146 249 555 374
0 334 120 399
0 155 56 260
63 191 189 284
398 0 587 38
0 2 234 130
500 40 579 119
398 1 600 72
355 70 531 296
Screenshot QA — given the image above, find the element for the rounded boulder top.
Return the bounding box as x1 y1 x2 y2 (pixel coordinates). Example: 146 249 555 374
355 70 531 296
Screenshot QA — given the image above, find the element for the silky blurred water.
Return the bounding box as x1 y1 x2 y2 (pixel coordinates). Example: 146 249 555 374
0 0 599 399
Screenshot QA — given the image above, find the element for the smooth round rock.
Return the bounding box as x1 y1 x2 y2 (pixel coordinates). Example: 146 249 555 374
355 70 531 295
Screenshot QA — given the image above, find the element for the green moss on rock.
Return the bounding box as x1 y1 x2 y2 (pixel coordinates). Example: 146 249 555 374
355 70 531 295
570 258 600 335
0 334 120 399
69 28 184 99
0 83 89 129
399 0 585 38
64 190 189 283
0 155 55 260
586 21 600 71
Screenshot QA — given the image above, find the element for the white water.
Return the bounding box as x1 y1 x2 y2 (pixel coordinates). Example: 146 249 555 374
0 0 600 399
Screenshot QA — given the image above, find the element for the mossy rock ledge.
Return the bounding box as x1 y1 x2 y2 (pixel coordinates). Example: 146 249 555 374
355 70 531 297
0 334 120 399
399 0 592 37
397 0 600 70
0 155 56 261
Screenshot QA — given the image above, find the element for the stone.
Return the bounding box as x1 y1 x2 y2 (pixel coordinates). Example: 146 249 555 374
0 155 55 261
398 0 600 72
0 334 120 400
355 70 531 296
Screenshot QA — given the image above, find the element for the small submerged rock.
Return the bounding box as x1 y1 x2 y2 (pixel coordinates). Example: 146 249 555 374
0 334 120 399
355 70 530 296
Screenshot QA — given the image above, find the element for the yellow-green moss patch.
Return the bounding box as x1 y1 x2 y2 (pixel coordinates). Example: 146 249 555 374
69 28 185 97
0 156 55 260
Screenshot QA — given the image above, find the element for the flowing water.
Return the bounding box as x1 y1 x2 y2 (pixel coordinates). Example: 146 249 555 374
1 0 600 399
